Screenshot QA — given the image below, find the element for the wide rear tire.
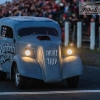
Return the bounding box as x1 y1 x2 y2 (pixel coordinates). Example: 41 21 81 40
14 65 27 89
66 75 79 88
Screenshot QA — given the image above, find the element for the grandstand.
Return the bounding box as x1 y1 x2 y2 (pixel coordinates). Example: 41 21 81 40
0 0 100 47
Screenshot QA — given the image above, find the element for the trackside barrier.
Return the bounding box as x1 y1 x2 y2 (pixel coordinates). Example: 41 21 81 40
90 22 95 50
77 22 82 48
64 22 69 46
99 27 100 48
72 25 76 42
64 22 96 50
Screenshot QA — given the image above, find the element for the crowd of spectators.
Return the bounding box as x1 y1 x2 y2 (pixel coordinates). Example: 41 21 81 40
0 0 100 45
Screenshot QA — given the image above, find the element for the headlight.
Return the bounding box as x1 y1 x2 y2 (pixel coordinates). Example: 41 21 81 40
69 42 74 47
25 50 31 56
67 49 73 55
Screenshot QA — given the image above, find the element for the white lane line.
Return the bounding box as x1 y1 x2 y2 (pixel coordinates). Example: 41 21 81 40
0 90 100 95
86 66 100 70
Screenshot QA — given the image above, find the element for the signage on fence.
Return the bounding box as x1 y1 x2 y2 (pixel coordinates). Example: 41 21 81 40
79 2 100 15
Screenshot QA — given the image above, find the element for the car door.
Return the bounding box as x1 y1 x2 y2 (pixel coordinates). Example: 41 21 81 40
0 25 15 73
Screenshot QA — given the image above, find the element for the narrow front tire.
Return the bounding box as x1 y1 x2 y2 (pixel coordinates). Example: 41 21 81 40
66 75 79 88
0 71 7 81
14 66 27 89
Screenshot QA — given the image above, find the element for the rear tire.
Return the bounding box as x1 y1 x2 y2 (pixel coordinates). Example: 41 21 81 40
14 65 27 89
66 75 79 88
0 71 7 81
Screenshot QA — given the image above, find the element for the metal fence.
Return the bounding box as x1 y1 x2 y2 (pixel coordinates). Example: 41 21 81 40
64 22 100 50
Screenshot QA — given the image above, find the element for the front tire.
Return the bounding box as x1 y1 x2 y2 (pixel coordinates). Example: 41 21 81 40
0 71 7 81
14 66 27 89
66 75 79 88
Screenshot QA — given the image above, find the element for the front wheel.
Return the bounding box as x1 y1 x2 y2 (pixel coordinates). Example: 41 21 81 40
0 71 7 81
14 66 27 89
66 75 79 88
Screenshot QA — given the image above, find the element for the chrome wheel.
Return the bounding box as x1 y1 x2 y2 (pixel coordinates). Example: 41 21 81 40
14 65 27 89
15 70 20 86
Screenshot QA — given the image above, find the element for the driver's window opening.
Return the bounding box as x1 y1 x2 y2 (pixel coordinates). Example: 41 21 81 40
1 25 13 39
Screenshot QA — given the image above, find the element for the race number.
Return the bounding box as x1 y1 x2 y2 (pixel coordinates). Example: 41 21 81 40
46 49 58 65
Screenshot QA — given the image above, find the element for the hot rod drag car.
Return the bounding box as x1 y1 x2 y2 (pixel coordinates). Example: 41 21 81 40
0 16 83 89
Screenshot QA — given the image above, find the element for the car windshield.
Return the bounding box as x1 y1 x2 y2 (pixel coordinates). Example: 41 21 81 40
18 27 58 37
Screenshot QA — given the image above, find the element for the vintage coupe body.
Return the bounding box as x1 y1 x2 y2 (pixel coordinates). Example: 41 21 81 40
0 16 83 89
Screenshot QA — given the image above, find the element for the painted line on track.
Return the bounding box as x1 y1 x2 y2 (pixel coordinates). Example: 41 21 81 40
0 90 100 95
86 66 100 70
0 66 100 96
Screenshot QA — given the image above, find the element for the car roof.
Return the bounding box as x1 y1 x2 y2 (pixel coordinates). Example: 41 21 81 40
0 16 61 38
5 16 54 22
0 16 58 27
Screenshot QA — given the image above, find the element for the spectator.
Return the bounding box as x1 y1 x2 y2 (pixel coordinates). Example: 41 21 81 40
0 0 99 47
59 13 67 27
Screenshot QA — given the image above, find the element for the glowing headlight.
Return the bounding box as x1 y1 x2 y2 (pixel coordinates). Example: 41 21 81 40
25 50 31 56
67 49 73 55
70 43 74 46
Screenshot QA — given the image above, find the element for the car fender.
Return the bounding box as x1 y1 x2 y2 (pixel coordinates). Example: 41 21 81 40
62 54 83 79
11 55 42 80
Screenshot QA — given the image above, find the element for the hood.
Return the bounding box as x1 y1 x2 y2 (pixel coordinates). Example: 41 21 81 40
16 35 62 82
17 35 61 46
